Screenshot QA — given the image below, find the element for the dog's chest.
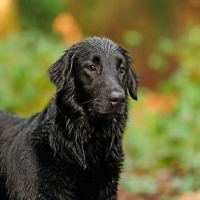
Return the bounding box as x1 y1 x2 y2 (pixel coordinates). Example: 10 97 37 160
38 159 119 200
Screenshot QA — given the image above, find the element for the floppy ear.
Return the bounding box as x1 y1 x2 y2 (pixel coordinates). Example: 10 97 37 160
122 49 139 100
128 67 138 100
48 49 76 91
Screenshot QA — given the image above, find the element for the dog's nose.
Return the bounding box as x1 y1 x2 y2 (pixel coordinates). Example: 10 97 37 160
108 92 125 107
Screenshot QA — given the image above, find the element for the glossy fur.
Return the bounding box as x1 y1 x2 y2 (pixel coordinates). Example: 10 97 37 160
0 37 138 200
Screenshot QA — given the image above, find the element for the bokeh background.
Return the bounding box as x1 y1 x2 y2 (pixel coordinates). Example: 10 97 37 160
0 0 200 199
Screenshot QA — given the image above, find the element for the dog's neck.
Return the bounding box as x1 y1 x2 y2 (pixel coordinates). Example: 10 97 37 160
43 96 126 168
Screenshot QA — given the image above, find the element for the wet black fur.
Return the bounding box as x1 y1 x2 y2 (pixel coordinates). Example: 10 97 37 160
0 37 138 200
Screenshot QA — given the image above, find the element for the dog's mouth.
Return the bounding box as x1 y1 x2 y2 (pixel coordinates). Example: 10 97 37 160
87 111 123 120
86 104 126 119
98 112 124 119
81 96 126 119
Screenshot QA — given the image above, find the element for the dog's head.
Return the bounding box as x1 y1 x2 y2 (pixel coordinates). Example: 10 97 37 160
49 37 138 118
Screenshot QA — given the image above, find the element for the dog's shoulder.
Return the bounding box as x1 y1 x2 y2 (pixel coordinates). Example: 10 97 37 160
0 111 23 128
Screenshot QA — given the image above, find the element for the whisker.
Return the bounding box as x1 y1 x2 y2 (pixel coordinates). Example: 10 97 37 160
81 98 97 105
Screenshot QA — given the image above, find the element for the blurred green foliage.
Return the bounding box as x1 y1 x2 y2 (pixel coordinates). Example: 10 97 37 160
122 25 200 196
1 26 199 198
123 30 143 47
1 0 200 196
18 0 66 32
0 31 66 116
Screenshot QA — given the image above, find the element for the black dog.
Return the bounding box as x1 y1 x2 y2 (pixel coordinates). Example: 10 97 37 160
0 37 138 200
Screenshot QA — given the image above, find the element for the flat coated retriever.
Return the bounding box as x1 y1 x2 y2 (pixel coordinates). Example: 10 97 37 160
0 37 138 200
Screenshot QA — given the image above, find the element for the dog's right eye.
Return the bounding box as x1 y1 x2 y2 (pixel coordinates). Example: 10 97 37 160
87 65 96 72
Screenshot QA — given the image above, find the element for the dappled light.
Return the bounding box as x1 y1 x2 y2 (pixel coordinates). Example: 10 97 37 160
0 0 20 37
52 12 82 44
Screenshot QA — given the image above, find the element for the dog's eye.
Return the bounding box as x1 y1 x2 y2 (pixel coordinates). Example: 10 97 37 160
87 65 96 72
119 66 125 73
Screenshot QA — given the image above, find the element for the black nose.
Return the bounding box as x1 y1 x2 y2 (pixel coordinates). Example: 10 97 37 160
108 91 126 107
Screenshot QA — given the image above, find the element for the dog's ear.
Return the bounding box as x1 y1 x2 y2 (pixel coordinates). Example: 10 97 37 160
122 49 139 100
48 49 76 91
128 67 138 100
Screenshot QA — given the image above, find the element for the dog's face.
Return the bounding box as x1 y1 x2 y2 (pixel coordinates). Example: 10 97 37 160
49 37 138 118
